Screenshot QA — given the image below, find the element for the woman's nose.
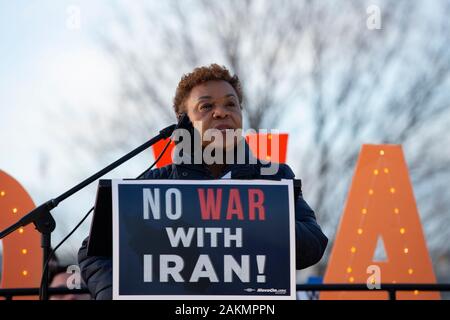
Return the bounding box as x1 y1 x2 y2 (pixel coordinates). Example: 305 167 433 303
212 105 229 118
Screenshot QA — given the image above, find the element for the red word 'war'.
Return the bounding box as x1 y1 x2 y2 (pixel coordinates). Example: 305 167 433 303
198 188 266 221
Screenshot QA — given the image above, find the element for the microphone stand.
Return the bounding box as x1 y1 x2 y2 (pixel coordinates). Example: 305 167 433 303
0 122 178 300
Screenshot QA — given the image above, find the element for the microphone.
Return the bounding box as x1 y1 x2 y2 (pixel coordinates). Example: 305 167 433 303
177 113 193 131
159 113 193 138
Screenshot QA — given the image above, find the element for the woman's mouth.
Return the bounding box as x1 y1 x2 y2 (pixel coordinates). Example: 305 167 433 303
214 124 234 131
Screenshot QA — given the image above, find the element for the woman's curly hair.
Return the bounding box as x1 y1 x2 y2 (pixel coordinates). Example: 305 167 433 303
173 63 243 118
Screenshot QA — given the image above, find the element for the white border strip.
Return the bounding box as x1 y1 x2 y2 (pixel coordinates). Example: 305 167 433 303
112 179 296 300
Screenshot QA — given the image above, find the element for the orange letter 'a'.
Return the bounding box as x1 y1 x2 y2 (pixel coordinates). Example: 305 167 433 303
321 145 440 300
1 170 42 299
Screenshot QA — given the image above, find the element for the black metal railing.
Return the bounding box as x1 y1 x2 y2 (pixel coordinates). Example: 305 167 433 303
0 287 90 300
296 283 450 300
0 284 449 300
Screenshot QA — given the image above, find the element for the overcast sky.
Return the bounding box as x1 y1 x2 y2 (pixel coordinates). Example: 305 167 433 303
0 1 128 260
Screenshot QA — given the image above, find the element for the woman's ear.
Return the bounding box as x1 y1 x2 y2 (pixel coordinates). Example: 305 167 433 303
176 108 185 121
176 104 187 120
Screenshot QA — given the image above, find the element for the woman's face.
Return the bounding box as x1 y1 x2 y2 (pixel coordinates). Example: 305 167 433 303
183 80 243 148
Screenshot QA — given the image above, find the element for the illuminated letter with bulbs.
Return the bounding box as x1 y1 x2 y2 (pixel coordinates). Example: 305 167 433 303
0 170 42 299
321 145 439 299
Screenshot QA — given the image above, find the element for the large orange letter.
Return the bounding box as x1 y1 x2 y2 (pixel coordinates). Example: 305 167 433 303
321 145 439 300
0 170 42 299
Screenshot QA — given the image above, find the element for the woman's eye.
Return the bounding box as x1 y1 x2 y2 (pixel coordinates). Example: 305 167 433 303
200 103 213 110
226 102 236 107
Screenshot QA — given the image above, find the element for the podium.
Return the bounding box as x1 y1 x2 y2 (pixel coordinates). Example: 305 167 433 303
87 179 113 257
88 179 300 300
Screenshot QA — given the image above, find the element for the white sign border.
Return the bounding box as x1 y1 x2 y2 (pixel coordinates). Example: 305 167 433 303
112 179 296 300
